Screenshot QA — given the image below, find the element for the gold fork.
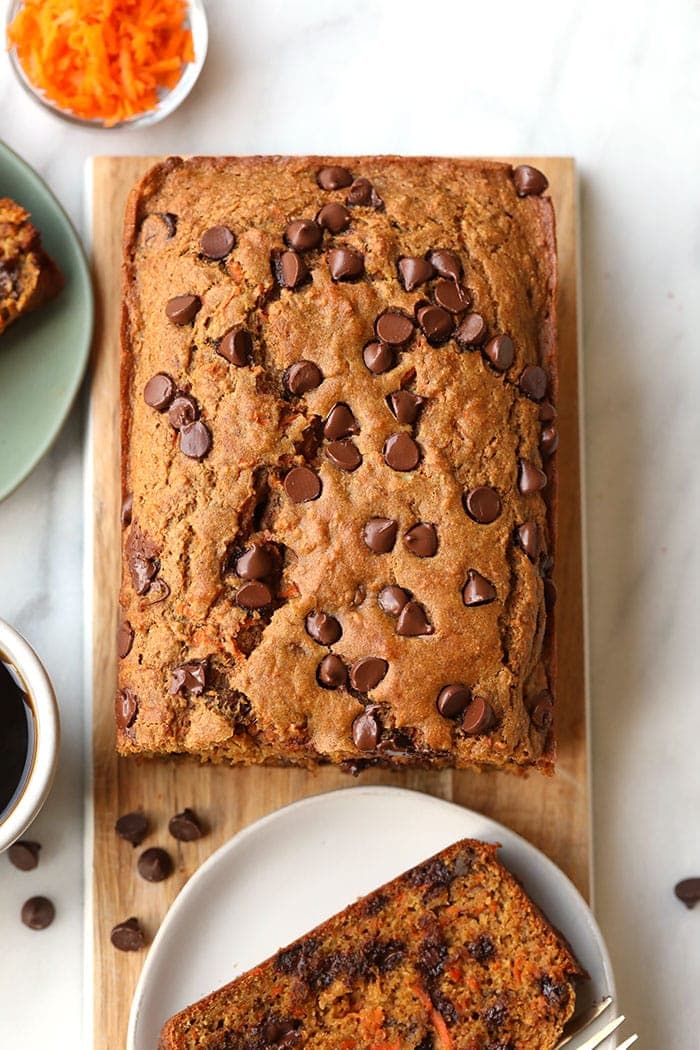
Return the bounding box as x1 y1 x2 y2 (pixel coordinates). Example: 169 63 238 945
556 996 639 1049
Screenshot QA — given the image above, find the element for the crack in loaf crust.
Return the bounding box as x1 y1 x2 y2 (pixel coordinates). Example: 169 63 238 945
118 156 558 771
158 840 583 1050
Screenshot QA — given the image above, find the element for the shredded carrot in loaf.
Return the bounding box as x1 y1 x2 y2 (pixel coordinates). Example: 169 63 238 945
7 0 194 126
412 983 455 1050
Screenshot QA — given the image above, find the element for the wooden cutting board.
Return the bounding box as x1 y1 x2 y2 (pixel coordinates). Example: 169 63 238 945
89 155 586 1050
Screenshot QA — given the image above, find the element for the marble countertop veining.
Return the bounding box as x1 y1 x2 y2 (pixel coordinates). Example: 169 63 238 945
1 0 699 1045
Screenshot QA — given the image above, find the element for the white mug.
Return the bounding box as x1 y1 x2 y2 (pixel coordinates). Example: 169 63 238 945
0 619 60 852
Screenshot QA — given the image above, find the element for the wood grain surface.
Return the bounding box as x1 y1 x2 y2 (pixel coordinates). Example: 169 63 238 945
89 155 586 1050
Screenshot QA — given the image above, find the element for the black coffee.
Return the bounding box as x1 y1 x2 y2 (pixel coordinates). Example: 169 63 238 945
0 659 35 820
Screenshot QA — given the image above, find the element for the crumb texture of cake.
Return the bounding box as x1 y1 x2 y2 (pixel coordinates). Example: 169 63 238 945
0 197 63 334
158 839 583 1050
119 156 558 771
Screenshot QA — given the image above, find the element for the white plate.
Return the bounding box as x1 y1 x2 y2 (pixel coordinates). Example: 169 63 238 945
129 786 616 1050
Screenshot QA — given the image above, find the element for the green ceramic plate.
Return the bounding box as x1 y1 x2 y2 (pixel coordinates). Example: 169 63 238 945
0 140 93 501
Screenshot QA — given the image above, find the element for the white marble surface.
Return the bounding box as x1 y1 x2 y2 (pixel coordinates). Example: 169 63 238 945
1 0 699 1044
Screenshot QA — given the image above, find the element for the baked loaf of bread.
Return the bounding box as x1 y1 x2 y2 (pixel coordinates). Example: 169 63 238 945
118 156 558 771
159 839 582 1050
0 197 63 335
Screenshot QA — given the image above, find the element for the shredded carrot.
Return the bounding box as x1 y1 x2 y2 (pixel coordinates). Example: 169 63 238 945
7 0 194 127
412 983 455 1050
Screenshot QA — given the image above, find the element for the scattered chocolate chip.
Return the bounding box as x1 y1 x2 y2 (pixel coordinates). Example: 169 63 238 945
375 310 415 347
464 486 501 524
180 420 212 460
383 432 421 471
517 521 539 560
8 841 41 871
484 334 515 371
143 372 176 411
427 249 462 281
675 878 700 909
237 581 273 608
117 620 134 659
111 917 146 952
318 654 347 689
137 847 172 883
236 544 277 580
316 202 351 233
539 401 556 422
363 517 398 553
387 390 425 425
541 426 559 457
121 493 133 527
396 601 433 637
317 166 353 190
169 808 203 842
433 280 471 314
273 250 309 290
140 211 177 247
403 522 438 558
306 611 342 646
463 570 497 606
519 365 548 401
378 585 411 616
528 689 554 731
116 689 137 731
285 360 323 395
129 549 158 596
350 657 388 692
324 403 359 440
352 710 380 750
327 247 364 281
416 304 454 345
21 896 54 930
169 660 207 696
115 811 149 847
200 225 235 260
455 312 487 346
519 459 547 494
168 393 199 430
436 684 471 719
140 578 170 606
326 439 362 472
513 164 549 197
284 466 322 503
285 219 323 251
218 327 252 367
397 256 435 291
363 341 394 374
346 176 383 209
165 294 201 325
462 697 496 735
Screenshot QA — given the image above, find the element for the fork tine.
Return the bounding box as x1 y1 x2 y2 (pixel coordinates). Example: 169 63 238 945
576 1014 626 1050
557 996 614 1048
617 1037 638 1050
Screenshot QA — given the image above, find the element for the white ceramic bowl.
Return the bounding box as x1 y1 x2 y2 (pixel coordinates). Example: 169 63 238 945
0 619 59 852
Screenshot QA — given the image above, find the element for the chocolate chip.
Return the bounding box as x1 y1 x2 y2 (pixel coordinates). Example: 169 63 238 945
519 365 548 401
416 304 454 345
540 426 559 457
306 611 342 646
387 390 425 425
180 420 212 460
165 294 201 325
284 466 322 502
539 401 556 422
143 372 176 410
464 486 501 524
236 544 277 580
455 313 487 346
433 280 471 314
484 334 515 371
513 164 549 197
463 570 497 606
8 841 41 871
140 211 177 246
350 657 388 692
170 660 208 696
273 250 309 290
436 684 471 719
285 360 323 395
285 219 323 252
110 917 146 952
317 166 353 190
375 310 414 347
396 601 433 637
327 247 364 281
363 517 398 553
383 433 420 471
117 620 134 659
324 403 359 440
462 697 496 735
115 811 149 846
129 551 158 596
378 585 410 615
318 654 347 689
352 710 380 750
116 689 137 730
137 847 172 883
346 176 383 209
169 808 203 842
218 327 252 367
530 692 554 731
326 439 362 472
363 341 394 374
518 459 547 495
121 493 133 527
316 202 351 233
517 521 539 560
427 249 462 281
140 578 170 606
21 896 54 930
675 878 700 909
168 393 199 430
397 256 434 291
237 581 273 608
200 225 235 260
403 522 438 558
